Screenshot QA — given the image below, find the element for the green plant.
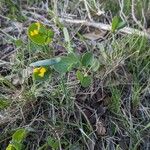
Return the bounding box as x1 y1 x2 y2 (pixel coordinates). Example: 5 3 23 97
1 0 149 149
6 128 29 150
28 22 54 45
111 16 126 33
28 22 100 87
109 87 122 113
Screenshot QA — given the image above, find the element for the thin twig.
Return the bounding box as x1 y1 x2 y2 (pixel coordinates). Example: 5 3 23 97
59 18 150 39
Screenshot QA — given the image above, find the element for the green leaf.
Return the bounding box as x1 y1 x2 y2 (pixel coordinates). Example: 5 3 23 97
15 39 23 48
111 16 120 33
91 58 100 72
117 21 127 30
28 22 54 45
53 57 70 73
30 57 61 67
53 53 79 73
81 76 92 87
76 70 92 87
11 141 22 150
6 144 16 150
64 53 79 64
6 128 30 150
12 128 28 143
81 52 94 67
76 70 84 81
111 16 126 32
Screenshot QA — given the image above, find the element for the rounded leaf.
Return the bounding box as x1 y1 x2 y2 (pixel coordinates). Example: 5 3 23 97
53 53 79 73
53 57 70 73
76 70 84 81
6 144 16 150
81 76 92 87
111 16 126 32
28 22 54 45
12 128 28 143
81 52 94 67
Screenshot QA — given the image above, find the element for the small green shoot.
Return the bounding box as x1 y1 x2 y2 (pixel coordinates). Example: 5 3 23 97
109 87 121 113
6 128 29 150
111 16 126 33
76 70 92 87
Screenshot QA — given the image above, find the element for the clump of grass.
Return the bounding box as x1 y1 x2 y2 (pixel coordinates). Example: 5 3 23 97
109 87 122 114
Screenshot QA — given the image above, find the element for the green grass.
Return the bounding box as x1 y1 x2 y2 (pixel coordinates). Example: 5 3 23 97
0 0 150 150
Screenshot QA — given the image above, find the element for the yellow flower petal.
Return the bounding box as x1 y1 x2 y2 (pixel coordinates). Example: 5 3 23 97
33 68 39 73
33 30 39 35
38 72 45 77
38 67 47 77
35 22 41 30
30 31 34 36
40 67 47 74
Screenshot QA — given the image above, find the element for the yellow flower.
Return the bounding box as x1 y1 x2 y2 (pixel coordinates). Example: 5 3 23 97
38 67 47 77
30 29 39 36
34 29 38 35
33 67 47 77
35 22 41 30
33 68 39 73
30 31 34 36
30 22 41 36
